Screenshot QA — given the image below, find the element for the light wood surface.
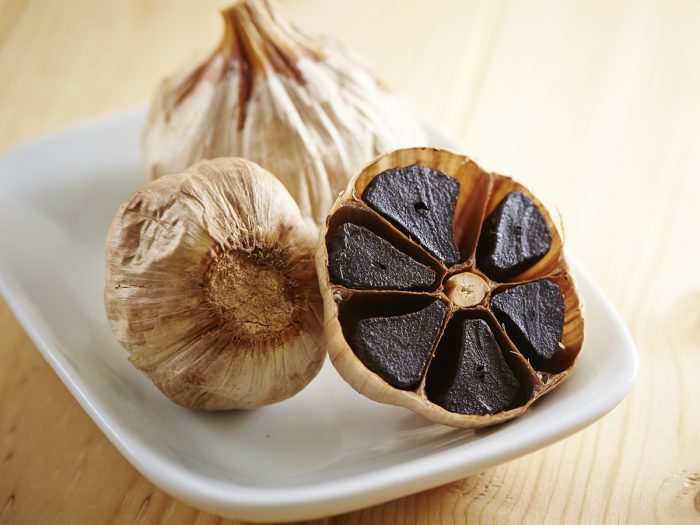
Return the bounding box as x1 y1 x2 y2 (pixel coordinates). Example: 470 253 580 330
1 0 699 523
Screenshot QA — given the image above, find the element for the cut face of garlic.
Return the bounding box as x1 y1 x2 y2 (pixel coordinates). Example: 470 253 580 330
143 0 426 225
105 157 325 410
316 148 584 429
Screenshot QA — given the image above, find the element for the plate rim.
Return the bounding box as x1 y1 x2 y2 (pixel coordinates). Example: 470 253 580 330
0 109 639 521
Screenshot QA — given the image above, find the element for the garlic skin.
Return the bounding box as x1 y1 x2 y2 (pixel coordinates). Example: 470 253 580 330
143 0 427 225
105 158 325 410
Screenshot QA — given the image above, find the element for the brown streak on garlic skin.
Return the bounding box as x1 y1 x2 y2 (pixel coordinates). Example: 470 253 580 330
170 57 216 111
218 0 324 129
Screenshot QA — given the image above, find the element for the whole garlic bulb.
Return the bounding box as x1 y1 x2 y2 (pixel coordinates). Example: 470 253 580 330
143 0 427 225
105 157 324 410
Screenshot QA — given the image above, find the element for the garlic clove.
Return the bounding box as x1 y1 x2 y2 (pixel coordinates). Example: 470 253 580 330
143 0 427 225
105 157 325 410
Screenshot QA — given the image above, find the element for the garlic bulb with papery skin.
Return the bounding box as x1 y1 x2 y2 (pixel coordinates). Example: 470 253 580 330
105 157 325 410
143 0 427 225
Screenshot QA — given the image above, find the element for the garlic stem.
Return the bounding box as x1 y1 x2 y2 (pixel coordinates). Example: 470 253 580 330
219 0 321 80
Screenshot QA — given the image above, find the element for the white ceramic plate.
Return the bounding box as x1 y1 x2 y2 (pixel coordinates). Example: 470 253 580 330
0 109 638 522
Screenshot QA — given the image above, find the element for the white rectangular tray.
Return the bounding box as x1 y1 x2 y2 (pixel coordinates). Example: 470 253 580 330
0 109 637 522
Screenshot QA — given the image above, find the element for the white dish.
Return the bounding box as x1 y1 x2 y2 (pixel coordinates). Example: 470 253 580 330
0 109 638 522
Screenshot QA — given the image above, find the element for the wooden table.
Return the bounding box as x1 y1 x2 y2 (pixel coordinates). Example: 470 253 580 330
1 1 699 523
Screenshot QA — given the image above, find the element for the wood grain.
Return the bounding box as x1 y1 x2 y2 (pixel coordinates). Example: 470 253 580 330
1 0 699 523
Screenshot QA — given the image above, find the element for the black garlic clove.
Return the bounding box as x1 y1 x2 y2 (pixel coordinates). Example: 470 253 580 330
362 165 461 265
352 300 448 390
328 223 436 290
477 191 552 280
491 279 565 362
427 318 520 415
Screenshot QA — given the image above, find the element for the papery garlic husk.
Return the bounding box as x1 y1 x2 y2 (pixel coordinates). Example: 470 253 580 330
143 0 427 225
105 157 325 410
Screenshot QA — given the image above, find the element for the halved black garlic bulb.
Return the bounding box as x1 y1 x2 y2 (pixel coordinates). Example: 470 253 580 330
316 148 584 428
